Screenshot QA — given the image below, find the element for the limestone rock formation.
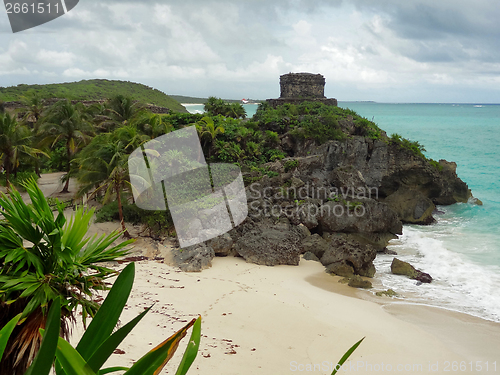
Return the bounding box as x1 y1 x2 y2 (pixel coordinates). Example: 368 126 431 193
384 188 436 224
347 275 373 289
172 243 215 272
391 258 433 283
321 234 377 278
231 218 306 266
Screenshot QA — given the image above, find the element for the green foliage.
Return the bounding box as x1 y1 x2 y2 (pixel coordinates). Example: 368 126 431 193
390 133 427 159
429 159 444 171
95 201 175 237
265 130 280 144
265 170 279 178
95 200 140 224
0 314 21 363
32 263 201 375
204 97 246 119
255 101 347 144
0 112 46 186
284 159 299 172
165 112 204 129
214 140 245 163
44 141 67 172
355 118 382 140
331 337 365 375
0 80 187 113
266 149 285 161
0 171 39 190
342 107 359 117
0 179 133 374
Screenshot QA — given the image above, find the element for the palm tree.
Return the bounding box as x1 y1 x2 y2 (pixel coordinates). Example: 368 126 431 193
20 92 47 177
77 134 132 237
0 179 133 374
20 91 45 131
138 113 174 139
94 95 145 132
39 100 94 193
227 102 247 119
204 96 226 116
0 113 46 187
195 116 225 159
113 124 150 154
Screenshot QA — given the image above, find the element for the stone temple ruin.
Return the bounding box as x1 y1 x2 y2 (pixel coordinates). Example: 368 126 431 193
266 73 337 108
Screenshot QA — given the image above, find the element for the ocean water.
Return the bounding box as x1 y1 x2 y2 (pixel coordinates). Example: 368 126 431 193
339 102 500 322
183 103 259 117
186 101 500 322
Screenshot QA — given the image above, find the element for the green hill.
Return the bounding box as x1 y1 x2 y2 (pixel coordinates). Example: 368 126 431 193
0 79 187 112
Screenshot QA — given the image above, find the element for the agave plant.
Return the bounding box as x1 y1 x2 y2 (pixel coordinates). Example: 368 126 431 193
0 178 133 374
0 263 202 375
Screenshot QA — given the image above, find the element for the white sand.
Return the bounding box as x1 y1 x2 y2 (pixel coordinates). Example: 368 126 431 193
70 256 500 375
13 174 497 374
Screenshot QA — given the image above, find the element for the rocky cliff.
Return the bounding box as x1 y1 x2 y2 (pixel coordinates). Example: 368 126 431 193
171 102 474 281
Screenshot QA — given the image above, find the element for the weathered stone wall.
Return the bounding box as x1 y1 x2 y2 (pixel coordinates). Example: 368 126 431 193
280 73 325 99
266 72 337 108
267 98 338 108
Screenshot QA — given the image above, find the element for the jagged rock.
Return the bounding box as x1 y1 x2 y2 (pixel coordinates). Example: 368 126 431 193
320 234 377 277
391 258 418 278
290 177 305 188
318 198 402 235
330 166 367 190
376 289 398 297
206 233 234 257
348 275 372 289
303 252 320 262
172 244 215 272
325 262 355 278
390 258 433 283
338 277 350 284
344 232 397 252
296 224 311 238
299 233 329 259
381 248 398 255
290 202 319 229
358 262 376 278
416 272 433 283
233 218 304 266
294 136 471 208
384 188 436 224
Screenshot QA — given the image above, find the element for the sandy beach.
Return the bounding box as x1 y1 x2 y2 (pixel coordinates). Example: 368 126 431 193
11 174 499 374
69 254 500 375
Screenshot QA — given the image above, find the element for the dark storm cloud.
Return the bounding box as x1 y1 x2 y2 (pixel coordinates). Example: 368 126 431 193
352 0 500 62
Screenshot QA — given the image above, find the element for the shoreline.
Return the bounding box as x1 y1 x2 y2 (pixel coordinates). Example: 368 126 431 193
71 255 500 374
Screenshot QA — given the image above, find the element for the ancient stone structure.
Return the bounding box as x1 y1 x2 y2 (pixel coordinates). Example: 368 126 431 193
267 73 337 108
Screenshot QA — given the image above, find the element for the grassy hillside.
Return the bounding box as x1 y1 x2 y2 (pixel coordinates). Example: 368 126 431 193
0 79 187 112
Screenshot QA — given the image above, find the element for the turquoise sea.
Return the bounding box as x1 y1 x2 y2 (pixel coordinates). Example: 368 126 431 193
186 102 500 322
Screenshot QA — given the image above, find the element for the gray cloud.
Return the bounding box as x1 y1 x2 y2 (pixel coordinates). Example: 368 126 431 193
0 0 499 102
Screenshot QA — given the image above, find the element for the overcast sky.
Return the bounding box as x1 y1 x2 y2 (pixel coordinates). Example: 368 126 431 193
1 0 500 103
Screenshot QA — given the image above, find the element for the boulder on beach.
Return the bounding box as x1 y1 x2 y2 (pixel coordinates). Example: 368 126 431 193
390 258 433 283
347 275 373 289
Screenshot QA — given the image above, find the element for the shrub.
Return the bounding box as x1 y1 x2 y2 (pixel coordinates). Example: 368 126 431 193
429 159 443 171
390 133 427 159
284 159 299 172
